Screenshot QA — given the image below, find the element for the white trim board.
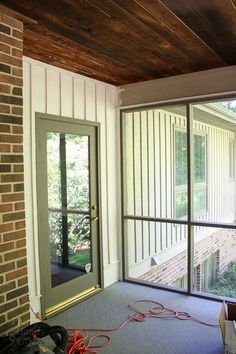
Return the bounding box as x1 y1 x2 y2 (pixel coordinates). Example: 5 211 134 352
119 65 236 107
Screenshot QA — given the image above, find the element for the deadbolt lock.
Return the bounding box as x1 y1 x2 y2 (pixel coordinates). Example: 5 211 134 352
91 205 98 221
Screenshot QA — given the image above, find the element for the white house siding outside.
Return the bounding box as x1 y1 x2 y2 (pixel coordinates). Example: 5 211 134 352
122 103 236 292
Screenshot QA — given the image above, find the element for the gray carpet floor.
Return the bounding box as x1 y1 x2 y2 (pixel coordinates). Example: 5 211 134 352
47 281 224 354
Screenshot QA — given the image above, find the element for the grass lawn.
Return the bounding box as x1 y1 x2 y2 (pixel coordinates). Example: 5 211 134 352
69 249 91 267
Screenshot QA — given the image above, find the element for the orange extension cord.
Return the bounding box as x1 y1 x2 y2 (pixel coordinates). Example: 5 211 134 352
30 299 220 353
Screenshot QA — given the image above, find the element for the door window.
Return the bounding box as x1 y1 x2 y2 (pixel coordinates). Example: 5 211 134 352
47 132 91 287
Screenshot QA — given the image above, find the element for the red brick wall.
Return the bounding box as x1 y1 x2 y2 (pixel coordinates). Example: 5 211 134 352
140 229 236 287
0 13 29 335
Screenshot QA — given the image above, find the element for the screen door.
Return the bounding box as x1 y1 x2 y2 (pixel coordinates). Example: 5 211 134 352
36 114 101 317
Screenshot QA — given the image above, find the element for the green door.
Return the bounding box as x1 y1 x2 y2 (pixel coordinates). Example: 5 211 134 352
36 114 101 317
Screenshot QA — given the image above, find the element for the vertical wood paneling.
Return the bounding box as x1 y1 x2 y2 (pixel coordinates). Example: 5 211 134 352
160 111 167 249
216 128 220 221
141 112 148 217
24 58 118 308
47 70 60 115
220 130 224 219
208 128 213 221
165 114 172 247
86 81 96 121
96 85 108 265
134 131 141 262
127 220 135 266
31 65 46 113
176 224 181 243
133 112 142 261
148 111 155 255
106 88 118 263
61 74 73 117
216 129 220 221
141 111 149 258
154 110 161 252
73 78 85 119
123 113 134 215
227 132 231 215
226 132 230 214
124 114 136 264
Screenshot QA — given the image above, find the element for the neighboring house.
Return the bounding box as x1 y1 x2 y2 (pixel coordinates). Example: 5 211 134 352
122 103 236 292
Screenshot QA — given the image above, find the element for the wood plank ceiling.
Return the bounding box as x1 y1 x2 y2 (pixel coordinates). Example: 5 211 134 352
1 0 236 85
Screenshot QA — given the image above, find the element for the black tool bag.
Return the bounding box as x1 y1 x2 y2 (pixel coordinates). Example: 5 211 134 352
0 322 68 354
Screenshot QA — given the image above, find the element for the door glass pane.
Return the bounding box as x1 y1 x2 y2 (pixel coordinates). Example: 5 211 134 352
47 132 92 288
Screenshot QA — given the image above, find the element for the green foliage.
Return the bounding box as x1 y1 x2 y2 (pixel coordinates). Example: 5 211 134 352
69 249 91 267
47 132 61 208
206 262 236 298
47 132 91 264
49 212 62 262
217 101 236 114
67 214 90 252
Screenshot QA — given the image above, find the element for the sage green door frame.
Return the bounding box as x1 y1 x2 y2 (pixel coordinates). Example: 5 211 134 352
35 113 103 317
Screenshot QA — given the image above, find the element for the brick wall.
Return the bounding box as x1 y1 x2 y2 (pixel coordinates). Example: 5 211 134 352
0 14 30 335
140 229 236 287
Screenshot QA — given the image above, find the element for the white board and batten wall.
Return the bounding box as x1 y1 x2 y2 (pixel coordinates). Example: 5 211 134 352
23 57 120 317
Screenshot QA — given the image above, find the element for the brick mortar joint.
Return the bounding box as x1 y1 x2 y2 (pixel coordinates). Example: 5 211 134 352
0 31 23 41
0 83 23 88
0 67 23 71
1 13 24 27
1 302 29 317
2 245 27 254
7 309 30 322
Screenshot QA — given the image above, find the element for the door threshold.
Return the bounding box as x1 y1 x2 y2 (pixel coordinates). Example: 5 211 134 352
46 284 101 318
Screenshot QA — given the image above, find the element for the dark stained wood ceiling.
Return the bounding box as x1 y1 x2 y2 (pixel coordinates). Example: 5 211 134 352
1 0 236 85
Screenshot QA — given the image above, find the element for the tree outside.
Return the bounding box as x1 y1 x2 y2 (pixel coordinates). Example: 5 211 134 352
47 132 91 268
206 262 236 298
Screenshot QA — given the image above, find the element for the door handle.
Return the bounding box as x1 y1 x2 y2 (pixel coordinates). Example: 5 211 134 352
92 216 99 221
